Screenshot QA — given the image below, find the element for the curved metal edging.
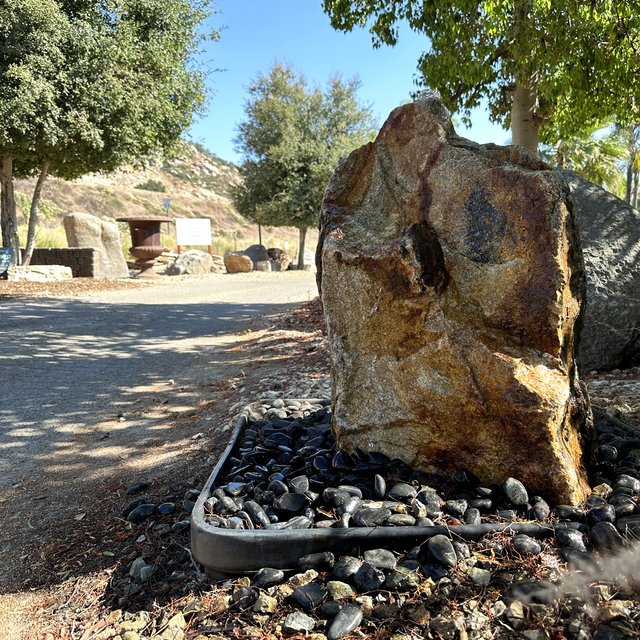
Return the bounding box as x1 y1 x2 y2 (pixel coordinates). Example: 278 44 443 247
191 400 586 580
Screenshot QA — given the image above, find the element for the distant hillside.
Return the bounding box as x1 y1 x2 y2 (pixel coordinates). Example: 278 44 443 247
14 142 317 255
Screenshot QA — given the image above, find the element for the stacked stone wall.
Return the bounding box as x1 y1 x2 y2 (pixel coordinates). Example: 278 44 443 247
26 248 99 278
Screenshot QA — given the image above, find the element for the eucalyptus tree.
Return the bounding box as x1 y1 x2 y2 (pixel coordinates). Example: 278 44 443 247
322 1 640 155
0 0 216 264
231 62 377 269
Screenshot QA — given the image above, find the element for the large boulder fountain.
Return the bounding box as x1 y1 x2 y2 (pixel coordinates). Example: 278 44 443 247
316 91 594 505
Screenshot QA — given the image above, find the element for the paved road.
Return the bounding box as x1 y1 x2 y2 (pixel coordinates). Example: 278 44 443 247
0 273 317 491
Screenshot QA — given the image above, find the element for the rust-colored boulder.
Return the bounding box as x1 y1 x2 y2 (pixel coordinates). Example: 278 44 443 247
224 250 253 273
316 91 594 506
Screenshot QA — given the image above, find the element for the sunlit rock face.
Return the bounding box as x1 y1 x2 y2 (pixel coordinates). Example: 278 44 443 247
316 91 594 506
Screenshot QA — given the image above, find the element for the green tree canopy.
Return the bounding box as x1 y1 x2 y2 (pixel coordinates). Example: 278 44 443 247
0 0 217 264
322 1 640 154
231 62 377 268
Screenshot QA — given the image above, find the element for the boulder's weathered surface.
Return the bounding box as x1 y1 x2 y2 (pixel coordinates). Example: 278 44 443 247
561 170 640 372
63 212 129 280
8 265 72 281
267 247 291 272
244 244 269 266
224 251 253 273
316 91 593 505
166 250 213 276
255 260 272 272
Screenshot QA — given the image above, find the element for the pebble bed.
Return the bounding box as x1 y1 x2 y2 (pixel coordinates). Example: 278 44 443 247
117 398 640 640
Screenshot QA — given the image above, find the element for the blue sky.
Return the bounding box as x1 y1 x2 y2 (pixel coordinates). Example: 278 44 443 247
191 1 510 163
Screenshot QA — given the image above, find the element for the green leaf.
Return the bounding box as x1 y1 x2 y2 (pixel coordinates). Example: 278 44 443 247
27 521 34 529
102 551 115 556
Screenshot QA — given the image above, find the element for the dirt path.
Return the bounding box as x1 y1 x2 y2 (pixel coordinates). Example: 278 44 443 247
0 272 318 597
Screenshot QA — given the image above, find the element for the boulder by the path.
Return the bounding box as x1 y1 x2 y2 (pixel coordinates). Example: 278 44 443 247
267 247 291 272
63 212 129 280
166 250 213 276
244 244 269 266
562 170 640 372
317 91 593 505
224 251 253 273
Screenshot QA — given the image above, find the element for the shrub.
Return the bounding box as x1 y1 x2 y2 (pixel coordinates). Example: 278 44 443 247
134 179 166 192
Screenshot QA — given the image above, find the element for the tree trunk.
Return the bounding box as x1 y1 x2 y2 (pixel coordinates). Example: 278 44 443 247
297 226 307 270
1 158 21 264
633 169 639 210
625 145 636 204
23 161 51 266
510 78 540 154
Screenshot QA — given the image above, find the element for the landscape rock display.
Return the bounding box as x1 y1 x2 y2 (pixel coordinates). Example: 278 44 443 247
244 244 270 265
561 170 640 372
63 212 129 280
267 247 291 271
316 91 593 505
224 250 253 273
166 249 213 276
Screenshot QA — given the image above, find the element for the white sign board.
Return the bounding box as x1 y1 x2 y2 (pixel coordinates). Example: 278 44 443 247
175 218 212 246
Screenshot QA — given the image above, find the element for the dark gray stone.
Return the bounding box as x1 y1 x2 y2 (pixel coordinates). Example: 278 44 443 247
233 587 258 610
615 474 640 493
387 513 416 526
512 534 541 555
243 244 269 266
127 504 155 522
374 474 386 499
562 170 640 370
446 499 468 517
320 600 343 616
556 528 588 552
465 508 481 525
387 482 417 500
553 505 586 521
327 604 363 640
332 556 361 580
590 521 625 554
533 499 551 521
353 562 385 591
299 552 335 571
157 502 175 515
427 535 458 567
503 477 529 506
273 492 308 516
122 499 144 518
291 582 327 608
589 504 616 524
452 540 470 560
352 508 391 527
364 549 397 571
125 481 149 495
385 566 420 589
252 568 285 589
422 564 449 581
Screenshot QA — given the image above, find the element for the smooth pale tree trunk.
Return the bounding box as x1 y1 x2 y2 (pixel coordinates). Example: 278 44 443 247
510 78 540 155
297 226 307 269
23 161 51 266
1 158 21 264
633 170 639 210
